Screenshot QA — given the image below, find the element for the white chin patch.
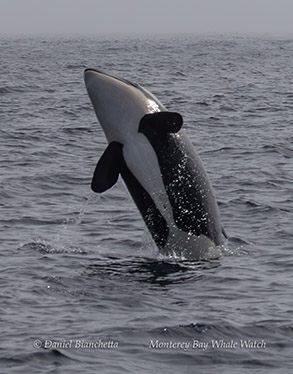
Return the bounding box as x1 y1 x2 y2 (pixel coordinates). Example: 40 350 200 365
123 132 174 225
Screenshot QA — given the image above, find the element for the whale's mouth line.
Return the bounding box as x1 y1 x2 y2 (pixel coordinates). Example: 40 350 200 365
84 68 141 90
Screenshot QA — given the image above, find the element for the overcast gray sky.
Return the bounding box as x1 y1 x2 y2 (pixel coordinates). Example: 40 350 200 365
1 0 293 36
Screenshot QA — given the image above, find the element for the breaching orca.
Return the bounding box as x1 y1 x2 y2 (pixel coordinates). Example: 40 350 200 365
84 69 226 259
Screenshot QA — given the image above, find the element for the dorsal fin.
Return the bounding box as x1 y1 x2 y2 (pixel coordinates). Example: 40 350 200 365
139 112 183 135
91 142 123 193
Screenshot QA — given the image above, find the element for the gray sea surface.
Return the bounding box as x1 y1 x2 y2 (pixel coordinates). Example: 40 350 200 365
0 34 293 373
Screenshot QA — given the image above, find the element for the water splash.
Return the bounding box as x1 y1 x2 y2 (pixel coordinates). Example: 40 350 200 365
218 237 250 257
20 193 99 254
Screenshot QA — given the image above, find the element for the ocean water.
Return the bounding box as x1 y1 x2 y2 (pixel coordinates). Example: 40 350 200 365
0 34 292 373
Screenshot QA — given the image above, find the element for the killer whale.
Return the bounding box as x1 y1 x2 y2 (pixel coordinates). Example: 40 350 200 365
84 69 226 259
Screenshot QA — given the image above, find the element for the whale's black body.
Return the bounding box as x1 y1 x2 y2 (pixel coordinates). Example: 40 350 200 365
85 69 225 259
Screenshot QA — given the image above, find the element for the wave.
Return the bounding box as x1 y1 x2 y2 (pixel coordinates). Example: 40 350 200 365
19 240 87 254
0 84 40 94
